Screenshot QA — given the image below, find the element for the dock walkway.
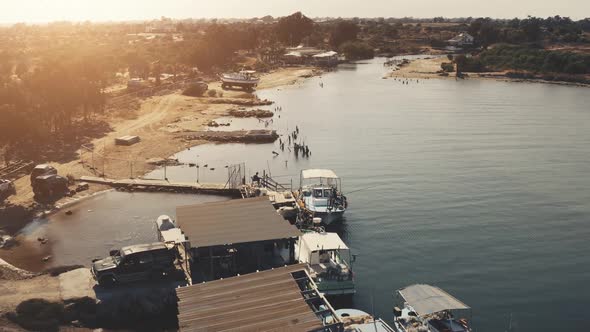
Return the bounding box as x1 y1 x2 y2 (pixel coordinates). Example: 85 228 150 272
79 176 241 197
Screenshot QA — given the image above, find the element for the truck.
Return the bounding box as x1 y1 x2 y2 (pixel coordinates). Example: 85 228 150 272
30 164 57 184
32 174 69 199
91 242 178 286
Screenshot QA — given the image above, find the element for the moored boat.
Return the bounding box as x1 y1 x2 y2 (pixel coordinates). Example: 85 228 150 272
335 308 396 332
393 284 472 332
296 169 348 225
296 231 355 296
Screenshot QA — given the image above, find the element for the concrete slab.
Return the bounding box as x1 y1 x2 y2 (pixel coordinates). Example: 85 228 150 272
58 268 97 301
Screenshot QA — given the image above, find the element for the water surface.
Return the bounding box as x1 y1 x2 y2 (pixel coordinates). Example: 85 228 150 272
155 58 590 331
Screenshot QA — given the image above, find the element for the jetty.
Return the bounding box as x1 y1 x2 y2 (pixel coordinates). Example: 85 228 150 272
78 176 241 197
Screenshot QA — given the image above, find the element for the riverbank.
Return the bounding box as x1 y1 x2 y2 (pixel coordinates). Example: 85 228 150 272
387 56 590 87
0 66 319 270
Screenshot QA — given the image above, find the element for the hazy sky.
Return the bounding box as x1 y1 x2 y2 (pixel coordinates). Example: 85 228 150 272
1 0 588 23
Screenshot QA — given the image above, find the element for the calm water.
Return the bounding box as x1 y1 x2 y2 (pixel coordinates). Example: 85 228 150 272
35 58 590 331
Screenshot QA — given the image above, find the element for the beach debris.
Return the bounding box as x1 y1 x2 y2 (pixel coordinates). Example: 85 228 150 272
65 210 73 215
229 108 274 118
181 130 279 144
42 255 52 262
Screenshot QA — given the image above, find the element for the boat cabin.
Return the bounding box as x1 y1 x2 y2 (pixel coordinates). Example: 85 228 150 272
298 169 347 225
296 231 355 295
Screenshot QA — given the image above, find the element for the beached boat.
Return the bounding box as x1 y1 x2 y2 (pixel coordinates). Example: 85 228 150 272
296 169 347 225
393 284 472 332
296 231 355 296
220 70 259 91
335 309 396 332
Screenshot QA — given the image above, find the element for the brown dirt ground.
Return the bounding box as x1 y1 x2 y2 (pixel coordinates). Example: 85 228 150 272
5 67 317 209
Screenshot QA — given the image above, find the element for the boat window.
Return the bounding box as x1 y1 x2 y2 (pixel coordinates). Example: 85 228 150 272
303 190 311 197
314 189 323 197
324 189 333 198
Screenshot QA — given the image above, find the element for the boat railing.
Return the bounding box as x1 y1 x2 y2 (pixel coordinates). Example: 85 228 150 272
260 173 292 192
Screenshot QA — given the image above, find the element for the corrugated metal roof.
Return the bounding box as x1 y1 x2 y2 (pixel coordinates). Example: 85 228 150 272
176 264 327 332
176 197 301 248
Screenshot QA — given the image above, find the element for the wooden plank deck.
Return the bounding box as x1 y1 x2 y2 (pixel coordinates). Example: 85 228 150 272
78 176 241 197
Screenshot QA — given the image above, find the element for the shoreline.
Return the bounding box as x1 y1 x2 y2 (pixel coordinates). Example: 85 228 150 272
385 56 590 88
0 66 320 272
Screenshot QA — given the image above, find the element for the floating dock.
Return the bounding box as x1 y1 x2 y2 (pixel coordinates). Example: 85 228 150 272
78 176 241 197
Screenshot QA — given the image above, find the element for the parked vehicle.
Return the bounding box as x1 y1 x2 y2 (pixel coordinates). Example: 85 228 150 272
30 164 57 185
32 174 68 199
91 242 178 286
0 179 16 201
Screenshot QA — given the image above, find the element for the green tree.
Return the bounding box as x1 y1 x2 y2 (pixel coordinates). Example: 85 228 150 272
330 21 360 47
276 12 314 46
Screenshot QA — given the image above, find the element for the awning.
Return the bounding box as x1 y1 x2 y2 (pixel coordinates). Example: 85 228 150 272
301 232 348 251
176 197 301 248
398 284 470 316
301 169 339 179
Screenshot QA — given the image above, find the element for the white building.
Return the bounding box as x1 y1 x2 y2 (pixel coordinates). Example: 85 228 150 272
448 32 474 47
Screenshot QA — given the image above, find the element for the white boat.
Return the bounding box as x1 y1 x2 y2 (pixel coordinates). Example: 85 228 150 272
335 309 396 332
296 231 355 296
155 215 186 244
394 284 472 332
296 169 348 225
220 70 259 91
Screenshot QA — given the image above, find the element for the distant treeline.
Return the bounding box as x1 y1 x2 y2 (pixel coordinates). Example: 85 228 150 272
460 44 590 75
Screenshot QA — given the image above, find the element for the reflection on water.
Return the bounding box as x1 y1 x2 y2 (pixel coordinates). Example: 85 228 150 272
150 58 590 332
5 58 590 331
13 191 228 270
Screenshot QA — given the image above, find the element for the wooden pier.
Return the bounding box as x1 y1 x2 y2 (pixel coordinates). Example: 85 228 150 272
78 176 241 197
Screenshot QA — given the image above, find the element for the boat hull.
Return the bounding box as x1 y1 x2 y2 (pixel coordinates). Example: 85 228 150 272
313 210 345 225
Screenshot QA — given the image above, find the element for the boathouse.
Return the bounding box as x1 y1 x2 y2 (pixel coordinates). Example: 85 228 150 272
176 197 301 281
176 264 343 331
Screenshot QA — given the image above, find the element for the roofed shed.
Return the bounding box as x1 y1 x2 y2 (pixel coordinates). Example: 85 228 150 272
176 264 343 332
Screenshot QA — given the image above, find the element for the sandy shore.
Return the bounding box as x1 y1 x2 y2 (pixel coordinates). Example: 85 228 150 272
5 66 317 208
387 57 590 87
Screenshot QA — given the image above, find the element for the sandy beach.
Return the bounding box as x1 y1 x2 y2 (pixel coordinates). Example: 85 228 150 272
4 67 318 209
387 57 590 87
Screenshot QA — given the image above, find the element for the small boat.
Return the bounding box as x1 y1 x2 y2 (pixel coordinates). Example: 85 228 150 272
296 169 347 225
220 70 259 91
296 231 355 296
335 309 396 332
394 284 472 332
155 215 186 244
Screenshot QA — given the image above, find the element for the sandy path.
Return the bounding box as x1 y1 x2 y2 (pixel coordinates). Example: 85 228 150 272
5 66 318 208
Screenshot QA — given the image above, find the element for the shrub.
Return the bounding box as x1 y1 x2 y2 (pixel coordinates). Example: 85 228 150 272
207 89 218 97
339 41 375 60
182 83 207 97
441 62 454 72
11 299 65 332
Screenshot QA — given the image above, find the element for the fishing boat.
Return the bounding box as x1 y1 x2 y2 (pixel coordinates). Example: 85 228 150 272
393 284 472 332
220 70 259 91
335 309 396 332
296 169 347 225
296 231 355 296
